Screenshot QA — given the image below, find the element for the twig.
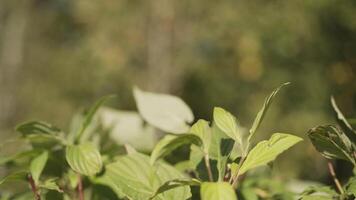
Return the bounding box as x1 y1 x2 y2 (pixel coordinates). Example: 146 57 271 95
77 174 84 200
231 157 246 188
204 155 213 181
327 161 344 194
28 174 41 200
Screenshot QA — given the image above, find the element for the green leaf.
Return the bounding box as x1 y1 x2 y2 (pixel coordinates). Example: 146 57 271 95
76 95 114 141
331 96 356 144
150 178 201 199
190 119 211 153
133 87 194 134
213 107 240 143
200 182 237 200
239 133 302 175
0 171 27 185
38 178 63 193
16 121 61 136
248 82 290 143
150 134 202 164
65 143 103 176
97 152 191 200
308 125 354 163
0 149 41 165
30 151 48 184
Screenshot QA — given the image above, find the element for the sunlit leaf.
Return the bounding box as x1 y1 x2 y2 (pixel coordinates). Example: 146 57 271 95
30 151 48 184
97 152 191 200
151 134 202 164
190 119 211 153
239 133 302 175
133 87 194 134
213 107 240 143
248 82 290 143
65 143 103 176
200 182 237 200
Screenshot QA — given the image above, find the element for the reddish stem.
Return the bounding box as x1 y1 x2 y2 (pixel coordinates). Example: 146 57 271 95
77 174 84 200
28 174 41 200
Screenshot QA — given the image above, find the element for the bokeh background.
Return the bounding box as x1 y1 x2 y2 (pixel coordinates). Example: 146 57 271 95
0 0 355 184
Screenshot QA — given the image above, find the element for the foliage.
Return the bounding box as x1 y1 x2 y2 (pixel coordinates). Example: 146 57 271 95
0 84 304 199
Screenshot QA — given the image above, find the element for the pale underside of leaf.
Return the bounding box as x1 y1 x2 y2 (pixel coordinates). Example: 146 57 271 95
134 87 194 134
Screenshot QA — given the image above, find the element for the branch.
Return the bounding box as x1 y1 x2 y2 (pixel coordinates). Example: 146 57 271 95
28 174 41 200
327 161 344 194
77 174 84 200
204 155 213 181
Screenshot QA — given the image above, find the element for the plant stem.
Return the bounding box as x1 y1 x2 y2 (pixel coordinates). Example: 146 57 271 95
77 174 84 200
327 161 344 194
231 156 246 188
28 174 41 200
204 155 213 181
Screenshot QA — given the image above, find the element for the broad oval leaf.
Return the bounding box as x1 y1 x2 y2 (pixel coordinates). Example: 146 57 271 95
308 125 354 163
96 152 191 200
200 182 237 200
248 82 290 142
30 151 48 184
239 133 302 175
151 134 202 164
133 87 194 134
213 107 240 143
65 143 103 176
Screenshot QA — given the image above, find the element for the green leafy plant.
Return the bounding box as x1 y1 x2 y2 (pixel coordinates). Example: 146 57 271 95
305 97 356 200
0 83 302 200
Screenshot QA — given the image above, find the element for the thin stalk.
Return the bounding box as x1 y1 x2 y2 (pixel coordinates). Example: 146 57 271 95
230 156 246 188
28 174 41 200
77 174 84 200
204 155 213 181
327 161 344 194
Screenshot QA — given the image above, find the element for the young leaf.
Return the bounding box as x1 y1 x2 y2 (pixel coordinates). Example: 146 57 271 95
213 107 240 143
38 178 63 193
308 125 354 163
76 95 114 141
30 151 48 184
16 121 61 136
331 96 356 144
65 143 103 176
133 87 194 134
239 133 302 175
248 82 290 143
190 119 211 153
200 182 237 200
150 134 202 164
150 178 201 199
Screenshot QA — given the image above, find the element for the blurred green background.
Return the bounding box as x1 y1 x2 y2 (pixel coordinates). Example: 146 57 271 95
0 0 355 184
